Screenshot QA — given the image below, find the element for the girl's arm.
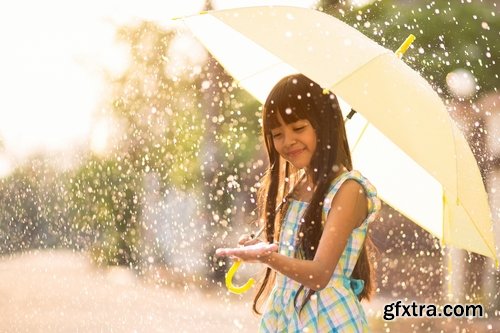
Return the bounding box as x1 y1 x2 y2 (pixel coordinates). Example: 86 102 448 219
216 180 368 291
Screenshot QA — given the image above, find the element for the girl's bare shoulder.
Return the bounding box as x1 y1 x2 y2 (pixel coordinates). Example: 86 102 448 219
331 179 368 227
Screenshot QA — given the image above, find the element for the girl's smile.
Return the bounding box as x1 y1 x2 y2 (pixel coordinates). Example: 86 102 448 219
286 148 305 158
271 113 317 170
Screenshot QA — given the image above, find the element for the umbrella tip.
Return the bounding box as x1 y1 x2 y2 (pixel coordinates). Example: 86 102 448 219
395 34 416 58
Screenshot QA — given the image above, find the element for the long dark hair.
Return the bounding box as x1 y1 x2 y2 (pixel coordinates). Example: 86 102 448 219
253 74 375 315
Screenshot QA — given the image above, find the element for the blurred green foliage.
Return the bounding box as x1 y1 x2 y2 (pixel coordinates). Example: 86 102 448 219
68 157 143 266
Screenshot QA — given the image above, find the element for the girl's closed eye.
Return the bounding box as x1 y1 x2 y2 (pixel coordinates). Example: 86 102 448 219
272 132 282 138
293 126 306 132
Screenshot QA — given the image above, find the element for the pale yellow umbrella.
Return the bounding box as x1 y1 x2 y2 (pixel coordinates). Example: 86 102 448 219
177 6 498 292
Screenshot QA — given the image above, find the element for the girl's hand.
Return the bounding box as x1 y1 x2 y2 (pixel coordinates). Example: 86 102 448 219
215 242 279 263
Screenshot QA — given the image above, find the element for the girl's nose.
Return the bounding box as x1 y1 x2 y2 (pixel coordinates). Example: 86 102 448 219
284 132 297 147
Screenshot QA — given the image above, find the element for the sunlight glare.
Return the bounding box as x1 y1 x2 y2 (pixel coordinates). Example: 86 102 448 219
0 0 204 161
90 119 111 155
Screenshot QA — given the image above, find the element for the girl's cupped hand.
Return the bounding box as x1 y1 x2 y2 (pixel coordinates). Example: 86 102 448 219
215 242 278 263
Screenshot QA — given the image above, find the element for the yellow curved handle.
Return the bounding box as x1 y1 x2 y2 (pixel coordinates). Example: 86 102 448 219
225 261 255 294
395 34 416 58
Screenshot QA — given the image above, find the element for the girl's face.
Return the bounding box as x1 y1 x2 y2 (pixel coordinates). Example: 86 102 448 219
270 113 317 170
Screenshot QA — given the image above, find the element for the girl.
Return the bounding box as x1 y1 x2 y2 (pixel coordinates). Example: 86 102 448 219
216 74 381 332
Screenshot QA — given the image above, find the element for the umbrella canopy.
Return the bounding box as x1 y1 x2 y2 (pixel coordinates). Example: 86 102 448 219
178 6 497 262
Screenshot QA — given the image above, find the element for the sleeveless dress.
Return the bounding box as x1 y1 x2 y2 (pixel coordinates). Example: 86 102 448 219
259 170 381 333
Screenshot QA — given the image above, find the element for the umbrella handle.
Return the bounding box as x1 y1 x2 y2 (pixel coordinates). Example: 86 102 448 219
225 260 255 294
395 34 416 58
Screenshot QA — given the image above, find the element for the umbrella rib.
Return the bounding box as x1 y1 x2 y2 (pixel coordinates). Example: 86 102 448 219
459 198 498 261
448 111 460 208
233 61 295 87
351 121 369 153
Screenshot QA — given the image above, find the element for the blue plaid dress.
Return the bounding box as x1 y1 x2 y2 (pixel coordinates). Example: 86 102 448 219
259 170 381 333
